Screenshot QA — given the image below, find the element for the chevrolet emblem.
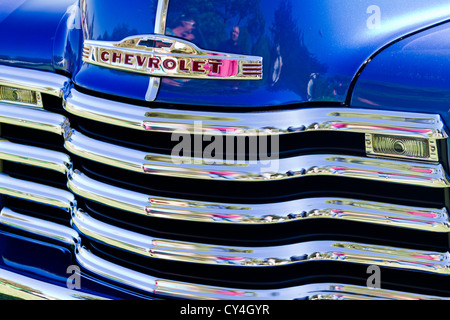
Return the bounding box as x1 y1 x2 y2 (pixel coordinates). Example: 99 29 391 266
82 35 263 80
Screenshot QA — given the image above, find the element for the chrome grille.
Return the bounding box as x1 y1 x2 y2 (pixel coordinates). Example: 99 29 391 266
1 64 450 300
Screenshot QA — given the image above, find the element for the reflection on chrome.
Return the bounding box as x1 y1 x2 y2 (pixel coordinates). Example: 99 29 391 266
64 89 447 138
0 174 76 212
0 267 107 300
0 207 80 247
0 103 69 135
0 65 68 98
68 170 449 231
72 209 450 274
75 246 448 300
64 129 449 186
0 139 72 174
2 206 447 300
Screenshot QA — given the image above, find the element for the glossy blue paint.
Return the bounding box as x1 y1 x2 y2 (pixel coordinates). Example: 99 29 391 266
351 22 450 129
0 0 76 71
0 230 153 299
53 1 84 75
73 0 450 107
0 230 73 284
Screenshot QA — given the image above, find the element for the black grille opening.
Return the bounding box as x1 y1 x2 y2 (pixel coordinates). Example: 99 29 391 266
1 124 65 152
1 196 71 227
41 93 65 114
2 161 67 189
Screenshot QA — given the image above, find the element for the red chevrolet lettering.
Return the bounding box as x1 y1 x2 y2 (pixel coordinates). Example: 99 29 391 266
192 61 205 72
148 57 160 69
112 52 122 63
100 51 110 62
163 58 176 70
208 60 223 73
136 55 147 67
179 59 190 71
124 54 133 65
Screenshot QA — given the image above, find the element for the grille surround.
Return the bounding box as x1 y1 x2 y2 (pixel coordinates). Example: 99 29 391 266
0 64 450 299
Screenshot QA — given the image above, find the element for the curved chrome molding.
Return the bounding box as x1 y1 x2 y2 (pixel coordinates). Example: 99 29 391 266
0 103 69 135
154 0 170 34
0 207 80 247
64 129 449 187
0 139 72 174
0 174 76 212
0 65 69 98
64 89 448 138
75 246 448 300
144 0 169 101
0 267 107 300
68 170 450 231
72 209 450 274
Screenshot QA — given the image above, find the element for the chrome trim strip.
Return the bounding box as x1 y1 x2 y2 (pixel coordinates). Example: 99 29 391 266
0 207 80 247
0 65 69 97
145 77 161 102
0 267 107 300
75 246 448 300
64 89 448 138
64 129 450 187
68 170 450 231
72 209 450 273
144 0 169 101
0 103 69 135
0 139 72 174
0 174 76 212
154 0 170 34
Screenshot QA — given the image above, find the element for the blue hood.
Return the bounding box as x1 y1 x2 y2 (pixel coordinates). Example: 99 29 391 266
2 0 450 108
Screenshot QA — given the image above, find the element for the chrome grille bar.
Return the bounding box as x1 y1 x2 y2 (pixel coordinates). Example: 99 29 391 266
65 89 447 138
68 170 450 231
0 65 68 98
64 129 449 186
75 246 449 300
0 174 75 212
0 103 69 135
0 139 72 174
72 209 450 273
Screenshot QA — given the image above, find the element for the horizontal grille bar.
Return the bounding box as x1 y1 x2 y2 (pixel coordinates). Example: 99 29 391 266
65 129 449 186
0 139 71 174
0 65 68 98
0 174 75 212
0 267 107 300
0 103 68 135
69 170 450 230
72 208 450 272
75 246 449 300
65 89 448 139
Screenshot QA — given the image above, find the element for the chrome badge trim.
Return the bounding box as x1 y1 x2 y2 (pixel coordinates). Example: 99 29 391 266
82 35 263 80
